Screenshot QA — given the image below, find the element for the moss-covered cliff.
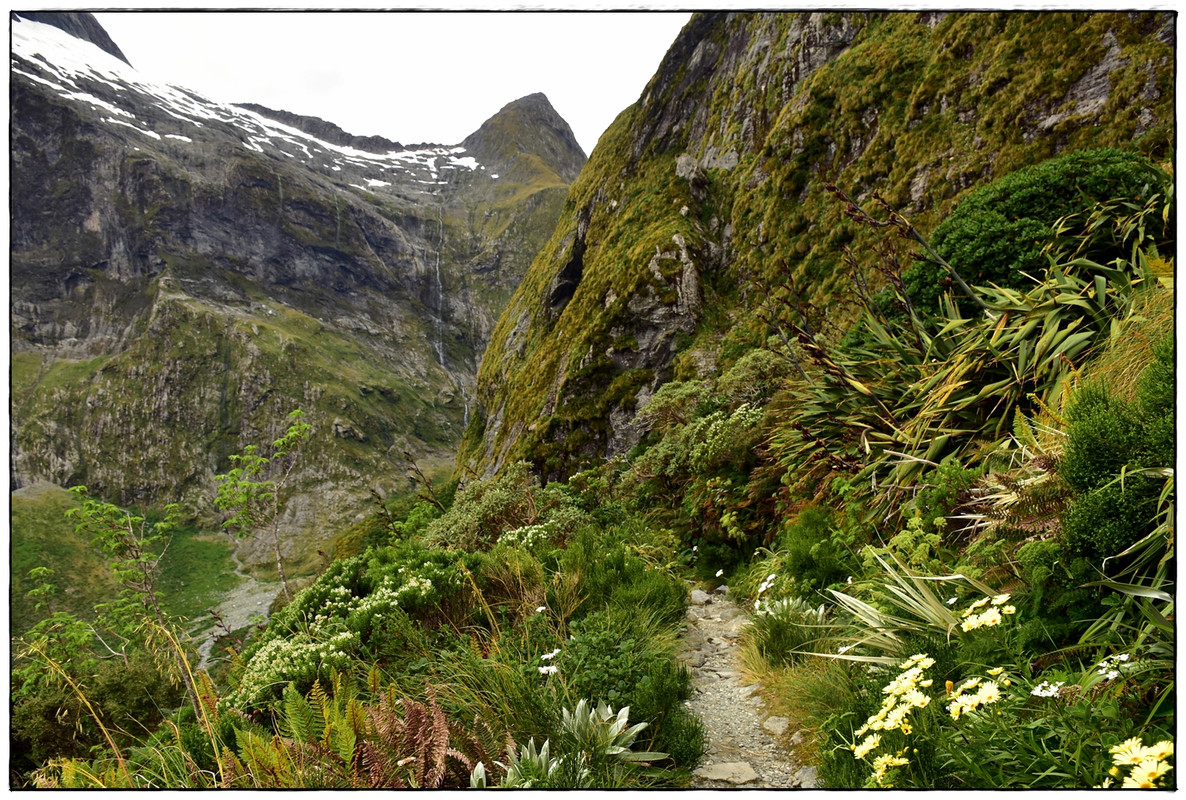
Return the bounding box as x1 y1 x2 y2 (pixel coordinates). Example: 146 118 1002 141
460 10 1174 481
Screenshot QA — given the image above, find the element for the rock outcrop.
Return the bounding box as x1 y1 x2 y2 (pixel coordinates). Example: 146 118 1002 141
459 10 1174 481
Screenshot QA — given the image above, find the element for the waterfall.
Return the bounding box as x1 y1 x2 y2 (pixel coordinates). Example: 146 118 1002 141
432 202 446 368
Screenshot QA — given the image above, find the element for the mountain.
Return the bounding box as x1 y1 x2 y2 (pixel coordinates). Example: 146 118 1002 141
10 13 585 567
459 10 1174 481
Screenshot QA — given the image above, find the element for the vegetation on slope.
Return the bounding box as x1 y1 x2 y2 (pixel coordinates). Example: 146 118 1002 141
10 10 1175 792
462 11 1174 477
12 144 1174 789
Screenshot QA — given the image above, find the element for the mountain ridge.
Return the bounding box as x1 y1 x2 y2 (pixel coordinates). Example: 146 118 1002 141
10 13 585 567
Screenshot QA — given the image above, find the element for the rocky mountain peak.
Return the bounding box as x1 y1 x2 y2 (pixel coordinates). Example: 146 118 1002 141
11 11 131 66
462 92 587 184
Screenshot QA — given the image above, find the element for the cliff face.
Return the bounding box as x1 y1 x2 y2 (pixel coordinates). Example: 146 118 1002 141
10 14 585 561
461 11 1174 481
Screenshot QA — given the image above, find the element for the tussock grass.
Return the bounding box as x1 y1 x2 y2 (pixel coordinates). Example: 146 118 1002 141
1074 282 1174 406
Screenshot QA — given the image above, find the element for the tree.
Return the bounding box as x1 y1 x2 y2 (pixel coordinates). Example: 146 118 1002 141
64 488 203 719
215 410 313 600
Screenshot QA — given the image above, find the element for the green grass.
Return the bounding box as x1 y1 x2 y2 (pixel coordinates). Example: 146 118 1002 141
154 527 240 622
10 483 107 634
11 482 239 638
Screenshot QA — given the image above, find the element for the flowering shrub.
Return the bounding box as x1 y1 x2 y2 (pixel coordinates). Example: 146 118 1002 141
223 630 357 710
225 544 479 711
828 587 1176 790
850 653 937 787
499 523 553 551
958 593 1016 632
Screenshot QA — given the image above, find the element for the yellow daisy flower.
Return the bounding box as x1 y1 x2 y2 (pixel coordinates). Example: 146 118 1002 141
1144 740 1174 762
975 681 1002 705
854 733 881 760
1123 760 1168 789
1111 737 1148 766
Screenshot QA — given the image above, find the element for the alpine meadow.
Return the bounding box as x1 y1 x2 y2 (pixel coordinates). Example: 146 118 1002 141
10 11 1175 789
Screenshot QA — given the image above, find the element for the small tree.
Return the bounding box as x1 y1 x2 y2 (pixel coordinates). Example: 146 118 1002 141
64 488 203 719
215 410 313 600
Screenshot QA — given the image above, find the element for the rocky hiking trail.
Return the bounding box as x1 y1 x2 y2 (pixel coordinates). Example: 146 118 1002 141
681 584 819 789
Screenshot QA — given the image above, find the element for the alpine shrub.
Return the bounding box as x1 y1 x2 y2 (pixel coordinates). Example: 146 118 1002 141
910 149 1164 317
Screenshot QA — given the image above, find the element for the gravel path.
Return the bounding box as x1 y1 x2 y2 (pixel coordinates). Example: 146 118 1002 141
681 586 819 789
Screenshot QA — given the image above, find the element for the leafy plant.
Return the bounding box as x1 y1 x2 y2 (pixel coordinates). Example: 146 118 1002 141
747 595 836 667
215 409 312 600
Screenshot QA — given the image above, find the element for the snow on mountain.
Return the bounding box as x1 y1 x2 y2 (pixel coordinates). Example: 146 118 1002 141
11 15 487 189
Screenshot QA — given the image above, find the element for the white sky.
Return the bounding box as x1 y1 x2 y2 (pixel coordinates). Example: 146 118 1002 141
91 10 694 156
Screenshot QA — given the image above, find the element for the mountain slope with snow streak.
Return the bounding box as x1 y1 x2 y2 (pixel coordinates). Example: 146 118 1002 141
10 13 586 568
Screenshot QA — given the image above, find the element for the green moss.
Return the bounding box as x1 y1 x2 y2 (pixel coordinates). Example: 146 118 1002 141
465 11 1174 480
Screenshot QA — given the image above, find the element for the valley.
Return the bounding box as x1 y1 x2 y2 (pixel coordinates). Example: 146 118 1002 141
10 10 1175 790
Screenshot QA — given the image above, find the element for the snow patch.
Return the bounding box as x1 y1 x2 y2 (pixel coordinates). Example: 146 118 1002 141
12 16 491 182
104 117 161 139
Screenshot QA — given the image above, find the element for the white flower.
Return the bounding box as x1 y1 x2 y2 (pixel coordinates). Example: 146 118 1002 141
538 665 558 675
1030 681 1065 697
754 599 761 611
716 569 724 577
838 644 854 654
536 606 546 613
946 597 958 605
541 648 561 661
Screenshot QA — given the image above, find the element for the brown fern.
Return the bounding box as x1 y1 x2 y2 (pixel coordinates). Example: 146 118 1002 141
356 685 475 788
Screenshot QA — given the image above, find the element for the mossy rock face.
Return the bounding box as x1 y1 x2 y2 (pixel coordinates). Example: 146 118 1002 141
462 10 1175 480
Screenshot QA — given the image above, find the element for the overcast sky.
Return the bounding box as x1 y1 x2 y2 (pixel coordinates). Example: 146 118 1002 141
92 10 694 156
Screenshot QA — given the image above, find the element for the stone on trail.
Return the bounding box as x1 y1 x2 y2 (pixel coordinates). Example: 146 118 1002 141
694 761 761 785
794 765 820 788
762 716 790 736
690 588 712 605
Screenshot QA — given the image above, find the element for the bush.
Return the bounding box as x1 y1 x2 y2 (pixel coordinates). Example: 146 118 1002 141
1012 539 1102 650
909 148 1165 317
1058 354 1172 563
423 462 589 552
1061 477 1161 561
1136 332 1175 467
558 606 694 758
748 596 834 667
561 528 687 626
1059 384 1145 492
777 505 854 596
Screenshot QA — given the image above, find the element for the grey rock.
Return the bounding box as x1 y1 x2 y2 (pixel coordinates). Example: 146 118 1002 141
762 716 790 736
690 588 712 606
794 765 820 788
694 762 760 785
